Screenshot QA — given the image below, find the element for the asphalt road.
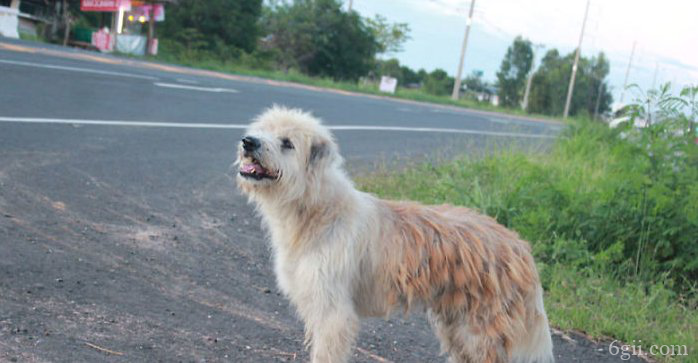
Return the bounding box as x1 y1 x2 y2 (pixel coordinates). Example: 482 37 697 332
0 39 642 363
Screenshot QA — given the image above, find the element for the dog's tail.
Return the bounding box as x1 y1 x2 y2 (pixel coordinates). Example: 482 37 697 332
511 286 554 363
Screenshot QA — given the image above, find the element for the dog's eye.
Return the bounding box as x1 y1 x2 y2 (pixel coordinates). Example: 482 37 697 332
280 137 294 150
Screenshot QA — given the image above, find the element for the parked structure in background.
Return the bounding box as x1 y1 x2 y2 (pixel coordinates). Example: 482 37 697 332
81 0 166 55
0 0 79 42
0 0 20 38
0 0 166 56
474 86 499 106
0 0 56 39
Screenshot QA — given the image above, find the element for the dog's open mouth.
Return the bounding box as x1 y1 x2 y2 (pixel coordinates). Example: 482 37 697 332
239 158 277 180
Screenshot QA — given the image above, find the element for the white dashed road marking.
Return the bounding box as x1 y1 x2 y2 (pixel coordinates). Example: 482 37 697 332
0 117 558 139
154 82 239 93
0 58 158 80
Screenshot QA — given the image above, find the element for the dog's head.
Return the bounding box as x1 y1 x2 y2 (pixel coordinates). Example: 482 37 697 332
236 106 340 203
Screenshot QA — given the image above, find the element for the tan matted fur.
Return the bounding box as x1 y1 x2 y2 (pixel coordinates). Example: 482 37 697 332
236 106 554 363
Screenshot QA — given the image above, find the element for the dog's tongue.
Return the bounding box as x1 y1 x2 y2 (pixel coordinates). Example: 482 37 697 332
241 162 264 174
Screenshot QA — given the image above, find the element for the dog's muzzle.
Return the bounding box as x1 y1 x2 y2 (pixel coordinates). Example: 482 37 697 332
239 136 277 180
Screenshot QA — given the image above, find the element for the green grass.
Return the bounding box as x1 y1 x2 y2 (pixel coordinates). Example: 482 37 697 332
19 32 45 43
544 264 696 362
357 120 698 362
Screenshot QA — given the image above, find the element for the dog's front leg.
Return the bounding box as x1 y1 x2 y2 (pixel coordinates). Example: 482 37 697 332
302 301 359 363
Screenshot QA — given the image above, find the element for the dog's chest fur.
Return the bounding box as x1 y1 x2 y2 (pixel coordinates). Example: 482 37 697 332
263 194 384 314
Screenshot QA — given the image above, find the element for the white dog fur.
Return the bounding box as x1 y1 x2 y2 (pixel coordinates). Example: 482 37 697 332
236 106 554 363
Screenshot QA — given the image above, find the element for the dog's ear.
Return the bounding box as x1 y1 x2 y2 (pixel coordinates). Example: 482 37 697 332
309 141 329 165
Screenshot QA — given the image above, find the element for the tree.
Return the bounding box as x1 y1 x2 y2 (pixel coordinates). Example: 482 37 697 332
262 0 378 80
528 49 569 116
423 69 454 96
417 69 428 84
400 66 422 87
527 49 613 117
364 14 411 55
376 58 402 78
464 70 486 93
160 0 263 56
259 1 315 72
496 36 533 108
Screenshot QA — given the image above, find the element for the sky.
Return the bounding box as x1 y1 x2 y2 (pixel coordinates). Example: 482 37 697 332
351 0 698 106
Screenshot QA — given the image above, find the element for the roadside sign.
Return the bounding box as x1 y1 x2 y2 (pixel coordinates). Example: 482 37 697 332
131 4 165 22
81 0 130 12
379 76 398 94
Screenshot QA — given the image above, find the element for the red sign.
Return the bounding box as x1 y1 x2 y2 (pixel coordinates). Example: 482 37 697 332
81 0 127 12
133 4 165 22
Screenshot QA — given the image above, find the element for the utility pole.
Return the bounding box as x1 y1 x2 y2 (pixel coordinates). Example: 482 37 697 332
522 43 544 111
619 41 636 104
562 0 590 120
451 0 477 100
146 1 156 55
347 0 353 11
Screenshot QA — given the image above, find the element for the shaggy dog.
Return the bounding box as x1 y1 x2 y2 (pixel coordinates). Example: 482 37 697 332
236 106 554 363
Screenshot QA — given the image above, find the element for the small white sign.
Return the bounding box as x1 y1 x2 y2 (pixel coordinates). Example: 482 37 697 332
379 76 398 94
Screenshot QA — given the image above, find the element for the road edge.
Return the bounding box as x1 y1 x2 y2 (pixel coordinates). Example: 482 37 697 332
0 38 563 126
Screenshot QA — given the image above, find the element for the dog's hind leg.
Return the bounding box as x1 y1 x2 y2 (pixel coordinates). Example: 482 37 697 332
428 309 507 363
510 287 554 363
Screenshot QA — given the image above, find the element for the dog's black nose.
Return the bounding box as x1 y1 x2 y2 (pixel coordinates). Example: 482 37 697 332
242 136 260 151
